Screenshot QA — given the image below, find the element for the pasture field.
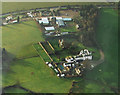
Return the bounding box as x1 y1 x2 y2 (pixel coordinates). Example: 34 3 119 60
3 57 73 93
72 8 118 93
2 2 109 14
2 20 44 59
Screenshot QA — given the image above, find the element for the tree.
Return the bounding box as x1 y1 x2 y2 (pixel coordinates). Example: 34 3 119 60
17 16 20 23
67 5 71 9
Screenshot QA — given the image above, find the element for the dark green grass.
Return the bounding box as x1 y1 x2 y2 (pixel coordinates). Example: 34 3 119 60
72 8 118 93
33 43 51 62
94 8 118 86
41 42 54 54
49 37 100 61
49 38 62 51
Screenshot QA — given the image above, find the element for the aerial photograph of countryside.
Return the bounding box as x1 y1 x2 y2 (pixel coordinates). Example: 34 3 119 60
1 2 119 94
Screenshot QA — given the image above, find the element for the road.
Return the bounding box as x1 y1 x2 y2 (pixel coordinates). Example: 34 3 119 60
0 5 116 17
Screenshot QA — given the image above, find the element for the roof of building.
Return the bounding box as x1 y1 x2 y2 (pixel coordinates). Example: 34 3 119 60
56 17 62 20
62 18 72 21
57 20 65 26
45 26 55 31
39 17 49 24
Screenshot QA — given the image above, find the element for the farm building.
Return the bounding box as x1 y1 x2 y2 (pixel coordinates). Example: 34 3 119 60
39 17 49 25
62 18 72 21
6 16 12 21
9 20 17 24
45 26 55 31
57 20 65 27
56 17 62 20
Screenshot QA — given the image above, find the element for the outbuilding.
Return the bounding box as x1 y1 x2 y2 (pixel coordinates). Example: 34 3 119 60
45 26 55 31
56 17 62 20
39 17 49 25
62 18 72 21
57 20 65 27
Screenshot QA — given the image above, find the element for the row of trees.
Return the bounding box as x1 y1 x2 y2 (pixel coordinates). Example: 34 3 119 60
74 5 99 47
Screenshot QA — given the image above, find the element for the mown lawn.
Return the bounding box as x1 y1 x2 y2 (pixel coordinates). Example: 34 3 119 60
2 20 45 59
3 57 73 93
72 8 118 93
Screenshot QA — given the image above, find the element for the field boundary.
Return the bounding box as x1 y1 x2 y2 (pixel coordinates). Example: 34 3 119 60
47 41 55 51
32 44 45 63
39 42 53 61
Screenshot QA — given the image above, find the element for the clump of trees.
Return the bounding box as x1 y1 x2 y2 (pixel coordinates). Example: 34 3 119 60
74 5 99 47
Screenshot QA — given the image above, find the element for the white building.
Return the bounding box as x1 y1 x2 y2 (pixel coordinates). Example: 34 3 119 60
45 26 55 31
39 17 49 25
6 16 12 21
62 18 72 21
56 17 62 20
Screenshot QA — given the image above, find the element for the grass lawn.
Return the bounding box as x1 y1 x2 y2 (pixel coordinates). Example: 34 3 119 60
3 57 73 93
72 8 118 93
72 80 113 93
60 22 77 32
2 20 45 59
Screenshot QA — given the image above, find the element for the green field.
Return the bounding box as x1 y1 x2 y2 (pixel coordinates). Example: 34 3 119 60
2 2 109 14
72 8 118 93
3 57 72 93
2 20 44 59
2 20 73 93
33 43 51 62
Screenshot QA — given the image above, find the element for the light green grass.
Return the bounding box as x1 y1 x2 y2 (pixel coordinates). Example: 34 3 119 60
2 2 109 14
3 57 72 93
2 20 44 58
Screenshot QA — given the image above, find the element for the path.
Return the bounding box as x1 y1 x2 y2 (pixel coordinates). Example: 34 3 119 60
86 49 105 70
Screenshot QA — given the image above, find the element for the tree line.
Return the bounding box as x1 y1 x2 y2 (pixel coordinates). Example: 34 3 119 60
73 5 100 47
